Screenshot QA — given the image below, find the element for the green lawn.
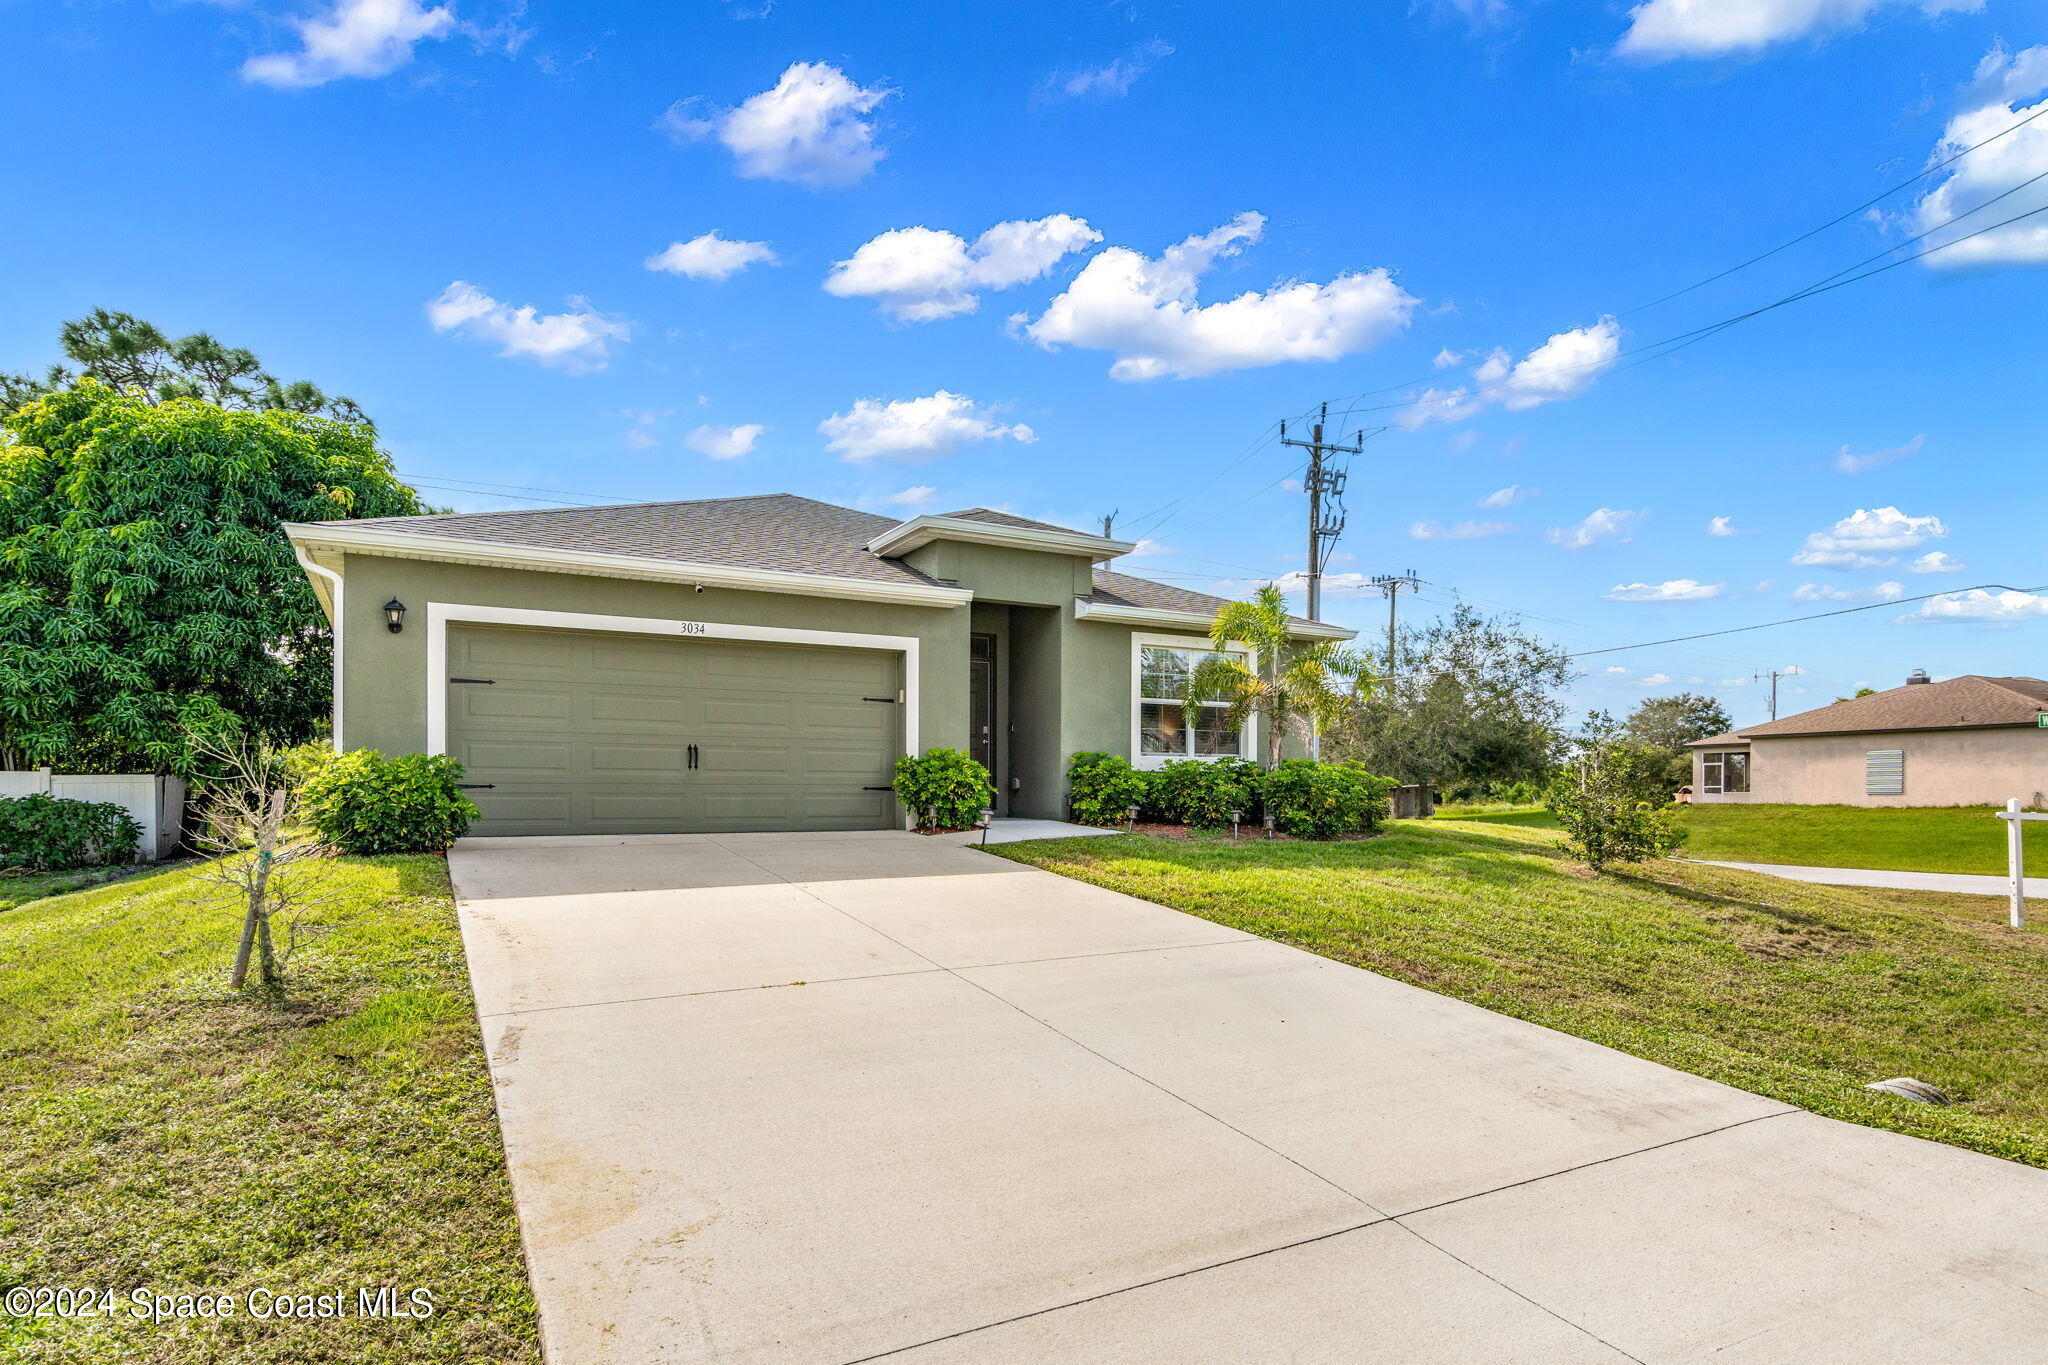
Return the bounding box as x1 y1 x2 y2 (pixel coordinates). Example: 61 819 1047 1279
0 856 538 1364
994 818 2048 1168
0 862 165 912
1677 802 2046 877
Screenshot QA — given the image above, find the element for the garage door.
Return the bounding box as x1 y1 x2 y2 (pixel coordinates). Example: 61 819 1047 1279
445 624 903 836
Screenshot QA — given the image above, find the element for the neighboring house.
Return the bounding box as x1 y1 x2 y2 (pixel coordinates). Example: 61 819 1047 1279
1688 670 2048 807
284 494 1351 836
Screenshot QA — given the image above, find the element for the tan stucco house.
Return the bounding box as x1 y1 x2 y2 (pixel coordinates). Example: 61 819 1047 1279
283 494 1350 836
1688 671 2048 807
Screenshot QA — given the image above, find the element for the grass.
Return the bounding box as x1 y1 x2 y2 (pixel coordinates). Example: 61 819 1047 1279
994 817 2048 1168
1677 802 2047 877
0 862 164 912
0 855 538 1364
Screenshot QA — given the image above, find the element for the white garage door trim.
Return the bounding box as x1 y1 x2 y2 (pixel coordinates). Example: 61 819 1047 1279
424 602 921 758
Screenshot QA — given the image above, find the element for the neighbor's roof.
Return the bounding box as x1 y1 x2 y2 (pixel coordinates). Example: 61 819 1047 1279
1688 675 2048 745
304 492 1338 628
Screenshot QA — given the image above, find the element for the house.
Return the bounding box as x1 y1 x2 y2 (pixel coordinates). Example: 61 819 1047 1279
1688 670 2048 807
284 494 1351 836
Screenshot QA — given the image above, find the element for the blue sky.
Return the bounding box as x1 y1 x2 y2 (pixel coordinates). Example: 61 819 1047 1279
7 0 2045 726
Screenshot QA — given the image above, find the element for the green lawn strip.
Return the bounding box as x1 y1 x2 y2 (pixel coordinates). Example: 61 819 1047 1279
993 819 2048 1168
0 862 167 912
1676 802 2048 877
0 856 538 1364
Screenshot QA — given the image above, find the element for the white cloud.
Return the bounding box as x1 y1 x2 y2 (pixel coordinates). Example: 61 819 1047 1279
1781 664 1808 676
1035 39 1173 104
426 282 629 372
1707 515 1749 536
645 232 777 281
1833 433 1924 474
685 423 765 459
879 484 939 507
1636 672 1673 686
1910 45 2048 269
1546 507 1644 549
659 62 893 190
1014 212 1417 381
1399 318 1622 427
1433 347 1467 369
1479 484 1533 509
1409 519 1512 540
1604 579 1723 601
614 407 671 450
818 391 1036 464
1790 580 1904 601
1905 588 2048 623
1616 0 1979 62
1127 538 1173 557
242 0 454 87
1910 550 1967 573
1604 665 1632 675
1718 676 1751 686
1790 506 1947 569
826 215 1101 322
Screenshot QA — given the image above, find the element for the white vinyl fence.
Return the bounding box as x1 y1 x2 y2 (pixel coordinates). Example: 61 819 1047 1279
0 771 187 861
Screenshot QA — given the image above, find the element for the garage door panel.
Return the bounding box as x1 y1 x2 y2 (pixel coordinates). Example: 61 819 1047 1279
447 624 901 836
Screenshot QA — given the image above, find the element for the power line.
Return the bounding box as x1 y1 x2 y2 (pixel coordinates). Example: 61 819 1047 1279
1618 99 2048 317
1565 583 2045 659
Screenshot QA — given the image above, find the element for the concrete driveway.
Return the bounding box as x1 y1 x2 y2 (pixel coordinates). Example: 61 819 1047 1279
450 831 2048 1365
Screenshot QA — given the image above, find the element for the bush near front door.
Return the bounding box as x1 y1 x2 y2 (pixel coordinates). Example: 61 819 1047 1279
892 748 994 833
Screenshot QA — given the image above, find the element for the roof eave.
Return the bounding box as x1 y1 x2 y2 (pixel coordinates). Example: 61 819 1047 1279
866 515 1135 562
1073 596 1357 641
282 523 974 608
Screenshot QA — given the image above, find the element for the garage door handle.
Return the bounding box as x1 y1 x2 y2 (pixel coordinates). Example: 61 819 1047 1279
862 696 896 703
688 744 699 770
862 786 893 791
450 677 496 685
458 783 495 790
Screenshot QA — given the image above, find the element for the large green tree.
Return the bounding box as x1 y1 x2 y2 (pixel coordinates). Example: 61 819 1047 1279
0 381 422 774
1621 692 1733 790
0 309 367 423
1330 604 1572 794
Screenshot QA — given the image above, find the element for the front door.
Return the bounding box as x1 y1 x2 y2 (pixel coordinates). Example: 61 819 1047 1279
969 633 996 783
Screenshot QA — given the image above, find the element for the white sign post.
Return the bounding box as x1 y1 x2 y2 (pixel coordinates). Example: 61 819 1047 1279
1993 798 2048 929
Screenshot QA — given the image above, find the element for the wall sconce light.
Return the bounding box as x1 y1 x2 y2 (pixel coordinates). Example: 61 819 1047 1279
383 598 407 634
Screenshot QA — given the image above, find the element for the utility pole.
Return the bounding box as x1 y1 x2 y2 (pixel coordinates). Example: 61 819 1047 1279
1370 572 1423 672
1279 403 1370 622
1100 509 1118 539
1752 667 1791 721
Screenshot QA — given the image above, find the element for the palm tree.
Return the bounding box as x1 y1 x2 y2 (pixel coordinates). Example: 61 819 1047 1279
1181 583 1367 767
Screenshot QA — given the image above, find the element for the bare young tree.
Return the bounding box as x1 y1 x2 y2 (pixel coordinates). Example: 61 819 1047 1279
191 740 332 990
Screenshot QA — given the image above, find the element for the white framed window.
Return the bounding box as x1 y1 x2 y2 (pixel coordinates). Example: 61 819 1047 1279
1701 750 1749 794
1130 633 1256 769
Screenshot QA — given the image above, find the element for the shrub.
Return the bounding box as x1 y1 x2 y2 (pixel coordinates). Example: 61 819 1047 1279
0 793 143 870
1067 751 1152 827
301 750 478 854
1151 759 1256 829
275 741 336 790
892 748 994 833
1544 743 1684 873
1259 760 1393 840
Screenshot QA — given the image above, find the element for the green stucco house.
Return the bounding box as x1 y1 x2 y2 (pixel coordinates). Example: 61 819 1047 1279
285 494 1352 836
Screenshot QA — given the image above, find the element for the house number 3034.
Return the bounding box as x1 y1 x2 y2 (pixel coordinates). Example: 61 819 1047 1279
677 621 709 636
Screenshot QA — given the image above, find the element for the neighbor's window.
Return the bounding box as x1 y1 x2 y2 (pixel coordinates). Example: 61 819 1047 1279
1138 644 1247 763
1866 749 1904 796
1701 750 1749 794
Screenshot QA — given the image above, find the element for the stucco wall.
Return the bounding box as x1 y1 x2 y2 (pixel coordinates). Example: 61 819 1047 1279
1693 727 2048 806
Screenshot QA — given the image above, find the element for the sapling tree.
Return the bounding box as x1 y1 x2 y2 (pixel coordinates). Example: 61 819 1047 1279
1545 741 1684 874
192 740 333 990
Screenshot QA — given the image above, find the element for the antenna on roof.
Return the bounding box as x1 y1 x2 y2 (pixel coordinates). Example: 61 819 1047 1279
1102 510 1118 538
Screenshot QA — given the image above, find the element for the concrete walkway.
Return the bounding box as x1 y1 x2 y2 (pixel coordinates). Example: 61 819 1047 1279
450 831 2048 1365
1690 858 2048 898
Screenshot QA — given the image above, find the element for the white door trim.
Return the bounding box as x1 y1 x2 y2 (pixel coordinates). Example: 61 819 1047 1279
424 601 920 757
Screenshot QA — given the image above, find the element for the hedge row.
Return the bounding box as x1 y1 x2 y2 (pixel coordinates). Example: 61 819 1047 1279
1068 753 1395 840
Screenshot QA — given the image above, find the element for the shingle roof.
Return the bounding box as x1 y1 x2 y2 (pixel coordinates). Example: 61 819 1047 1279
314 492 1343 630
940 507 1087 534
1687 675 2048 744
321 493 939 588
